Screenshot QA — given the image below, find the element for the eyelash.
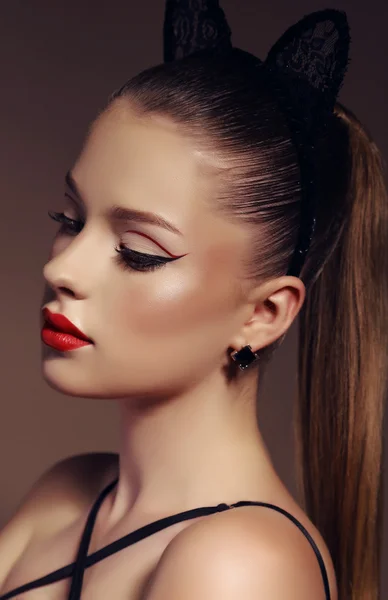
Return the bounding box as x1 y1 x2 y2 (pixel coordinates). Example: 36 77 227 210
48 211 177 273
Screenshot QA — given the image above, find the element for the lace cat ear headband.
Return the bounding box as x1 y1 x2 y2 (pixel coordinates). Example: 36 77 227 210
163 1 350 370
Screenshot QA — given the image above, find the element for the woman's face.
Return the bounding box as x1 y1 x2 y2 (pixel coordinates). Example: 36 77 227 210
42 101 252 400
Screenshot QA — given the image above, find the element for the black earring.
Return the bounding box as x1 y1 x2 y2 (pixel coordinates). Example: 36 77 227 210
230 345 259 371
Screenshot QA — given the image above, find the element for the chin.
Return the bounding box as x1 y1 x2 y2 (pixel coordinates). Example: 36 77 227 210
41 353 109 399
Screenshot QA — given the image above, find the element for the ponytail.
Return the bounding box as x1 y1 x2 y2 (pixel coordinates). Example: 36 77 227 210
296 103 388 600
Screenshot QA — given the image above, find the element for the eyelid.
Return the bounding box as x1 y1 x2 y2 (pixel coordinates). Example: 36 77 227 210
123 229 181 258
63 208 79 219
64 191 85 218
122 230 163 253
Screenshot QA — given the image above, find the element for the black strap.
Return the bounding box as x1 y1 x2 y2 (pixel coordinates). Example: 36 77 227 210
67 478 119 599
0 483 230 600
0 480 330 600
230 500 331 600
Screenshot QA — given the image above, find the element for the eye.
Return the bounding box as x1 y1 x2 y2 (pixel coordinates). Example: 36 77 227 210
48 211 83 235
48 212 183 273
114 244 179 273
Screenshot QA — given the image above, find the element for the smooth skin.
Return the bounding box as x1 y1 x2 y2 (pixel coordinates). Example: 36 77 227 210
0 100 337 599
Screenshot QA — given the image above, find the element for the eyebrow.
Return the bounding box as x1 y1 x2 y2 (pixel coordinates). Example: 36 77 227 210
65 171 183 237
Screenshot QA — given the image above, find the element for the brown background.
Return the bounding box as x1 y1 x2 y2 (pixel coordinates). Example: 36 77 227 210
0 0 387 594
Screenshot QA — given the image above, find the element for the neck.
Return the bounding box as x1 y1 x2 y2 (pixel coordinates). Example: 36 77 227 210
108 368 278 524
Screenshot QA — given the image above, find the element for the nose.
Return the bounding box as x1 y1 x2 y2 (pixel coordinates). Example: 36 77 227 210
43 235 92 300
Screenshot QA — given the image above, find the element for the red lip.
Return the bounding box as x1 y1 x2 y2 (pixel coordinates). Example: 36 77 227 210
41 308 93 351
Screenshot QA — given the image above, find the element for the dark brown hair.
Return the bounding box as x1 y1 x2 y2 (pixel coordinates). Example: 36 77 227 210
110 50 388 599
297 102 387 600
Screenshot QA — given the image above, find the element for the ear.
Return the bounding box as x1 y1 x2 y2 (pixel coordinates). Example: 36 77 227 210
229 277 306 354
265 9 350 110
164 0 232 62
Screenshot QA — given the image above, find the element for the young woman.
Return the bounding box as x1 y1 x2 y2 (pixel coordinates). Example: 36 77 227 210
0 2 386 599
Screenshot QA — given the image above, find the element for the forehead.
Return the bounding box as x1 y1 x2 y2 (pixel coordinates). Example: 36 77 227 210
73 102 208 210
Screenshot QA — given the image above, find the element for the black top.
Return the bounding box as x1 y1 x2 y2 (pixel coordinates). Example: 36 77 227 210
0 478 331 600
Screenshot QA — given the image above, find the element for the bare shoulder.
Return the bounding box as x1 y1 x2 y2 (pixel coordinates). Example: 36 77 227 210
145 504 337 600
0 452 118 584
24 452 118 511
7 451 119 526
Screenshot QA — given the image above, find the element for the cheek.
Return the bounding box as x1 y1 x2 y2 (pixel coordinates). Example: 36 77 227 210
109 259 234 341
111 273 203 338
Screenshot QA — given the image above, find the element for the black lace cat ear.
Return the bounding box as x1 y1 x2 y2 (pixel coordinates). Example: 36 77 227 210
265 9 350 110
163 0 233 63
